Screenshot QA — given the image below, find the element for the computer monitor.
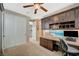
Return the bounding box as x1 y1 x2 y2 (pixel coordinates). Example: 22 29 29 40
64 31 78 37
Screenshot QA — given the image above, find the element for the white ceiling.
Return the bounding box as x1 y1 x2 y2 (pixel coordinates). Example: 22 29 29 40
3 3 75 20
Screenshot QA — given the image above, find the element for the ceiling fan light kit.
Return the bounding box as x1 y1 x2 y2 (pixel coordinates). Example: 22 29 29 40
23 3 48 14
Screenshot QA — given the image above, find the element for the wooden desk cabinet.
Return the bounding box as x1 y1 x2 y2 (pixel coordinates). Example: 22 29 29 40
40 37 54 51
40 37 79 51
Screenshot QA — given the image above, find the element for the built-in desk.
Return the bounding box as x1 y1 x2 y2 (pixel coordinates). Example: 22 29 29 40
40 36 60 51
40 36 79 51
65 39 79 47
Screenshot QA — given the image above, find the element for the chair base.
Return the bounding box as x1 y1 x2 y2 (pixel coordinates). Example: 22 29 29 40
63 52 79 56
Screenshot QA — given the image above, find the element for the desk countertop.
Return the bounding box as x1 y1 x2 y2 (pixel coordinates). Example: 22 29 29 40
40 36 79 47
65 40 79 47
40 36 60 41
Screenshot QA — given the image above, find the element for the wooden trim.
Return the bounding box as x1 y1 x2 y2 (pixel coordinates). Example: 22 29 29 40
0 51 3 56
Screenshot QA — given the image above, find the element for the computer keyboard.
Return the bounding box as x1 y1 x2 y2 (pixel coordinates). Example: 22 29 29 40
65 37 76 42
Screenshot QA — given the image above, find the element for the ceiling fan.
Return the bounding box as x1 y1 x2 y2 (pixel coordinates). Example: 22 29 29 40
23 3 48 14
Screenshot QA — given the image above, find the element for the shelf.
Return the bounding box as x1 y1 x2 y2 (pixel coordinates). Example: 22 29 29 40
49 21 75 29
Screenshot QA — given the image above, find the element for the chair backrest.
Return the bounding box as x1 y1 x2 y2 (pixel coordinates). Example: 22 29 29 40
59 39 68 51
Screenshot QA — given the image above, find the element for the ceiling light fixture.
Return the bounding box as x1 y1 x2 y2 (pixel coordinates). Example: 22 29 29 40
23 3 48 14
34 4 40 9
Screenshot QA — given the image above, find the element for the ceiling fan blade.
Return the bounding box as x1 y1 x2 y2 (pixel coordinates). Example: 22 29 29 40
34 9 38 14
40 6 48 12
34 3 43 5
39 3 43 5
23 5 33 8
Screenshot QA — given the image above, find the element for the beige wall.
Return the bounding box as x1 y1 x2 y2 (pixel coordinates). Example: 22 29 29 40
35 19 43 41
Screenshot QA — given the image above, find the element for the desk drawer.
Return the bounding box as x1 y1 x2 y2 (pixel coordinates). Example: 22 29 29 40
40 37 53 51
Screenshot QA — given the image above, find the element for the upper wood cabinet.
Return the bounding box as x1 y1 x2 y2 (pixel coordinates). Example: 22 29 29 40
50 9 75 23
58 9 75 22
41 6 79 30
75 7 79 28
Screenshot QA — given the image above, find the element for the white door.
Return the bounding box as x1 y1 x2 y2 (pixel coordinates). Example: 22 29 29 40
3 11 27 49
32 23 36 41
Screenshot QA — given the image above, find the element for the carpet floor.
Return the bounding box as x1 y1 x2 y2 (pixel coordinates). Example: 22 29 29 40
3 41 62 56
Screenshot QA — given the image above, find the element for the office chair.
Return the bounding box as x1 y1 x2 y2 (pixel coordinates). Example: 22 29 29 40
59 39 79 56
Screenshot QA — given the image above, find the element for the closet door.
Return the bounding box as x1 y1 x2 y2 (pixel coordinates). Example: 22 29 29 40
3 10 28 49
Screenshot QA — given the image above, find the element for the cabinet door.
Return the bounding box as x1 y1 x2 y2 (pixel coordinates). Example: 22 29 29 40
53 15 59 23
58 13 65 22
44 39 48 48
41 19 46 30
75 7 79 28
40 38 48 48
40 38 44 46
65 10 75 21
50 15 59 23
47 40 53 51
49 16 54 24
41 18 49 30
69 10 75 21
50 16 54 23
